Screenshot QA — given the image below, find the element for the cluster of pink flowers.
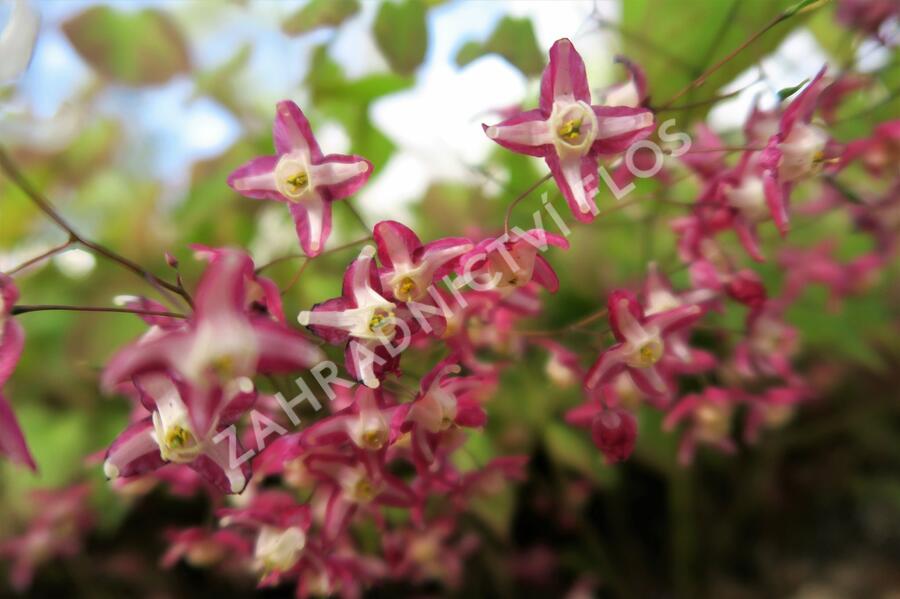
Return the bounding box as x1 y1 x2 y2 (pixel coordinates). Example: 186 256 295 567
1 7 898 594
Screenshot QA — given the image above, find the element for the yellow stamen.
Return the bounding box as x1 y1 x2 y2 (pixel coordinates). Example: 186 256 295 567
286 172 308 193
165 425 193 450
361 428 387 450
557 118 583 142
396 277 417 301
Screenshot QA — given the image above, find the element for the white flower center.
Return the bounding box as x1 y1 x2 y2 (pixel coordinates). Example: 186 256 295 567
274 153 314 202
550 100 598 158
725 176 770 222
778 123 828 183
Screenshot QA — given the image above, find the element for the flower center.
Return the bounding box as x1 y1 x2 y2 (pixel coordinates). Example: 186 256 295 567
360 428 388 450
696 403 731 442
165 425 193 449
395 276 418 302
352 477 378 503
274 155 313 202
557 118 583 142
626 338 664 368
368 308 396 338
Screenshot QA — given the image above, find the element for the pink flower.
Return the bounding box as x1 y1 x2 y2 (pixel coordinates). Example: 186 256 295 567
483 38 655 222
218 490 312 584
403 355 493 471
103 248 323 436
842 119 900 178
590 407 638 464
743 385 809 444
161 526 252 570
836 0 900 39
597 55 649 108
0 274 35 470
585 290 703 396
103 373 255 494
227 100 373 256
299 385 407 452
298 245 409 388
0 484 93 591
664 387 738 464
373 220 472 303
461 228 569 293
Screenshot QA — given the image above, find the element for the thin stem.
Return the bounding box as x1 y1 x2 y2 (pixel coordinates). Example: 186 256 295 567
256 235 373 274
3 236 75 275
504 173 553 235
0 145 193 308
12 304 187 319
657 9 795 111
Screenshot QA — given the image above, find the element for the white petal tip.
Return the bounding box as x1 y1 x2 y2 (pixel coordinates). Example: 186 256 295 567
297 312 311 326
228 473 246 494
236 376 255 394
360 245 376 259
103 461 119 479
485 126 499 139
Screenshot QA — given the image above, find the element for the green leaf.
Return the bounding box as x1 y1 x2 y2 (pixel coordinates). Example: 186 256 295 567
62 6 190 86
373 0 428 75
282 0 360 36
777 78 810 101
455 16 545 77
621 0 805 120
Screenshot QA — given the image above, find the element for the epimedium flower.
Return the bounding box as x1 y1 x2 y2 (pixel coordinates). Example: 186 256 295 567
460 228 569 294
565 386 638 464
298 245 409 388
373 220 472 303
0 274 35 470
218 490 312 585
403 356 492 471
299 385 407 452
161 526 252 571
664 387 739 465
483 38 655 222
585 290 704 397
102 248 324 436
227 100 373 257
103 373 255 494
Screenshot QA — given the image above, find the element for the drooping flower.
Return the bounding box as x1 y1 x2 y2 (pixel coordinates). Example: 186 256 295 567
218 490 312 585
664 387 738 464
842 119 900 178
483 38 655 222
460 228 569 294
589 406 638 464
597 55 649 108
373 220 472 303
102 248 324 437
403 355 492 471
585 290 703 396
299 385 406 452
227 100 373 256
103 373 255 494
161 526 252 571
299 245 409 388
0 274 35 470
743 385 809 444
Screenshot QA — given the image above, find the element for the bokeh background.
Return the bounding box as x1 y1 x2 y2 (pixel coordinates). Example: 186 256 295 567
1 0 899 597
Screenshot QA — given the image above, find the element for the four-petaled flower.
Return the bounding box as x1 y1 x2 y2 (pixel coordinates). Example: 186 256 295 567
483 38 655 222
228 100 373 256
586 290 703 396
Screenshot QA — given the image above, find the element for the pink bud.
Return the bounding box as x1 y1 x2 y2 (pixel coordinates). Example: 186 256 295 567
726 270 766 309
590 408 637 464
165 251 179 269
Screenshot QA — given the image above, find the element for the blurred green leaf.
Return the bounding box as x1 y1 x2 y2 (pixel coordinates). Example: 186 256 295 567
373 0 428 75
282 0 360 36
622 0 804 120
62 6 190 86
455 16 545 77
